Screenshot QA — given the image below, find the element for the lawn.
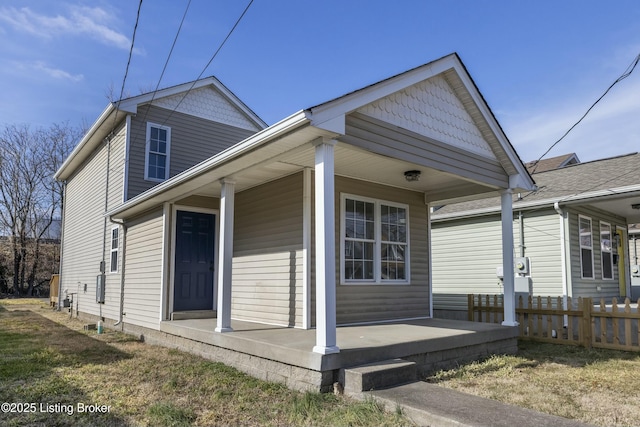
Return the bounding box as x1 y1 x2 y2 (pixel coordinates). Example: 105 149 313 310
426 340 640 427
0 299 409 427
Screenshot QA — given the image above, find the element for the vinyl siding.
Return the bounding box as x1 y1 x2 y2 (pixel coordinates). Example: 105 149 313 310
432 216 505 311
343 113 508 189
333 176 430 324
60 122 126 321
126 105 256 199
432 209 566 311
122 209 164 330
232 173 304 327
566 206 627 299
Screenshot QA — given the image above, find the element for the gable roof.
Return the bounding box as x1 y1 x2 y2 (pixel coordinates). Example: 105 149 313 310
432 152 640 220
108 53 536 220
525 153 580 173
55 77 266 181
307 53 534 191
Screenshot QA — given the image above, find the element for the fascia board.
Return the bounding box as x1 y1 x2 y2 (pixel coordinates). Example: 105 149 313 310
107 110 311 219
116 76 267 129
309 54 458 126
431 185 640 222
54 103 117 181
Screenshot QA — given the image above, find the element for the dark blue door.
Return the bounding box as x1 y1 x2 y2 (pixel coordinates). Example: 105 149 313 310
174 210 215 311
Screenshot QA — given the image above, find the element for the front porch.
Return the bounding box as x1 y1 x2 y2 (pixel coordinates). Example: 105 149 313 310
153 317 518 392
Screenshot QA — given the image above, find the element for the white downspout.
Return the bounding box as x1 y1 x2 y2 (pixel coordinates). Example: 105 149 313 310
554 202 570 326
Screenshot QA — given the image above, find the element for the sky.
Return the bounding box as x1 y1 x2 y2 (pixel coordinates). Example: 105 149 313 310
0 0 639 164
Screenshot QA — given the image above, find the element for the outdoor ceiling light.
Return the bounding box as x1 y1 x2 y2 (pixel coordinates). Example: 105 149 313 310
404 170 421 182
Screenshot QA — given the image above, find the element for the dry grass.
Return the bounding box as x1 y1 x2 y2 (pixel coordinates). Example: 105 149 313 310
426 341 640 427
0 299 410 427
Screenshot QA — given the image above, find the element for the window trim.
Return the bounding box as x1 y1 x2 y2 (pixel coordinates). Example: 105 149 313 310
340 193 410 285
144 122 171 182
578 215 594 279
600 221 614 280
110 226 119 273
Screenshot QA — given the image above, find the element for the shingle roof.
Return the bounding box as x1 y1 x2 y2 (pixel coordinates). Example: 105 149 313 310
525 153 580 173
433 152 640 218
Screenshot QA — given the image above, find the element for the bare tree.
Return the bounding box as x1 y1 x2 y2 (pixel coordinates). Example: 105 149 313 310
0 123 78 296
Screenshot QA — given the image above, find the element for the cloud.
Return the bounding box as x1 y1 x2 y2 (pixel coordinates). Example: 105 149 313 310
0 5 134 51
499 74 640 163
34 61 84 82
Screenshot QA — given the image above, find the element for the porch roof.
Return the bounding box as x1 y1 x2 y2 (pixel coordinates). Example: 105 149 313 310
108 53 536 221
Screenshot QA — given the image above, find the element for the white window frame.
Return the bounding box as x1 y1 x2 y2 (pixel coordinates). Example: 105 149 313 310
340 193 410 285
600 221 614 280
110 226 119 273
579 215 594 279
144 122 171 182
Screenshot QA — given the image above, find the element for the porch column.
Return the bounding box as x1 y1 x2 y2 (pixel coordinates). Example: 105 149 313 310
501 188 518 326
216 179 235 333
313 139 340 354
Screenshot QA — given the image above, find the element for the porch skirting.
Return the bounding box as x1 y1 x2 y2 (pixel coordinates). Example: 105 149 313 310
76 311 518 392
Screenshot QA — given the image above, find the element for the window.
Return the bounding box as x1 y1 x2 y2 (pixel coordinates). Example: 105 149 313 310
600 222 614 280
579 215 594 279
341 195 409 284
110 227 119 273
145 122 171 181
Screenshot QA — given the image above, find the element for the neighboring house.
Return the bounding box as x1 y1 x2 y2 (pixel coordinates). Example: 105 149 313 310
431 152 640 319
56 53 535 388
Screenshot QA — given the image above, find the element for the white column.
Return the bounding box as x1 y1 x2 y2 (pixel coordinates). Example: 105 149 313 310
216 179 235 333
501 188 518 326
313 139 340 354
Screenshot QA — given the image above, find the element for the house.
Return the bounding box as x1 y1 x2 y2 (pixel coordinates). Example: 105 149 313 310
431 152 640 320
55 53 536 391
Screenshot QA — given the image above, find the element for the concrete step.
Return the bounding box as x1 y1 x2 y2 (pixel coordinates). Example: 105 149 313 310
341 358 417 394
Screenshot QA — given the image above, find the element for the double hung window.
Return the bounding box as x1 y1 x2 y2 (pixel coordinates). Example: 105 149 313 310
110 227 119 273
342 195 409 284
579 215 594 279
600 222 614 280
145 123 171 181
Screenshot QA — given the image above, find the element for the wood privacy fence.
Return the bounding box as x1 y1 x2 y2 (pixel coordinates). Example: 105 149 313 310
468 294 640 352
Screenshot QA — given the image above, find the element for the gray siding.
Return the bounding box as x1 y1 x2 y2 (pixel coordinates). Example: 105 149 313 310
122 209 164 330
431 209 565 311
60 122 127 322
343 113 508 189
126 105 257 199
333 176 430 324
566 205 627 299
232 173 304 327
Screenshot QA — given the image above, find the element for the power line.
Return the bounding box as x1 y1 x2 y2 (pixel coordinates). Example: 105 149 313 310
131 0 192 148
156 0 255 126
111 0 144 133
529 53 640 174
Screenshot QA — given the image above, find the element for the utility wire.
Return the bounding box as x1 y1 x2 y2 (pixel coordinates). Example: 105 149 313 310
153 0 255 128
131 0 192 148
110 0 144 134
530 53 640 174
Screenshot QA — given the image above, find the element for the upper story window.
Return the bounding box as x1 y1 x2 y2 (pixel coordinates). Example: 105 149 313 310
341 194 409 285
579 215 594 279
600 222 614 280
145 122 171 181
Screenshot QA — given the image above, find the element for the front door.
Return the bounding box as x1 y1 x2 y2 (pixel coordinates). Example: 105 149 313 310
174 210 215 311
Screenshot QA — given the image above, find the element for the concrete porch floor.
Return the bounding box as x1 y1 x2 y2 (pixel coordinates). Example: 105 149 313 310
159 317 518 373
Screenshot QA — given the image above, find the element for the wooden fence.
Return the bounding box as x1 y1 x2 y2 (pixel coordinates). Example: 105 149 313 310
468 294 640 352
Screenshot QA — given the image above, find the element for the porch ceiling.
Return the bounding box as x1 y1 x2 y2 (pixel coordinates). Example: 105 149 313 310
189 142 499 204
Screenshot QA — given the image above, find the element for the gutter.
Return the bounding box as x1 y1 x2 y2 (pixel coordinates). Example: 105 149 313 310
107 110 312 219
56 181 67 312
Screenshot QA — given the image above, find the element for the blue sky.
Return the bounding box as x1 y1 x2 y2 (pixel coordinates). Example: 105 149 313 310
1 0 639 163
